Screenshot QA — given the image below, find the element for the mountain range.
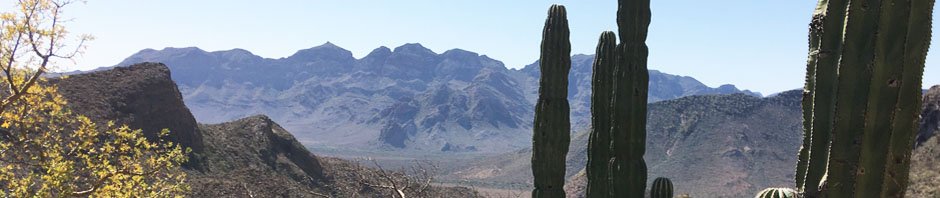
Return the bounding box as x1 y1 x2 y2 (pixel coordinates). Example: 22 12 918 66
443 85 940 197
107 42 760 153
444 91 803 197
52 63 481 197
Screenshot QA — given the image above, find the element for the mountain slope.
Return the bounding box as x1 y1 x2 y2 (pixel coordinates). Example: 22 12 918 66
445 90 802 197
53 63 480 197
113 43 761 153
916 85 940 148
908 85 940 197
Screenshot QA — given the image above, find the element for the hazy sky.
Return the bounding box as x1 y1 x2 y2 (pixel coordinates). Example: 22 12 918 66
5 0 938 95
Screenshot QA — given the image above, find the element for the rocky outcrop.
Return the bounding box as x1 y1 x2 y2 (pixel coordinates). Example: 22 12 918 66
196 115 325 183
915 85 940 148
52 62 204 154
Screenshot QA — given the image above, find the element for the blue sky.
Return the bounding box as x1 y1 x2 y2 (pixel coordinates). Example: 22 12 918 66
6 0 937 95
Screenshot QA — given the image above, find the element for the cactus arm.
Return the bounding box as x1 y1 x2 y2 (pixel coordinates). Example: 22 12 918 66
853 0 912 196
802 0 849 194
880 0 934 196
586 31 617 198
531 4 571 198
796 0 827 191
824 0 883 196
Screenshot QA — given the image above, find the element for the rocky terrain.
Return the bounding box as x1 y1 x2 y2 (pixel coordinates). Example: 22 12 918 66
52 63 481 197
449 85 940 198
446 91 803 197
916 85 940 148
106 43 760 153
908 85 940 197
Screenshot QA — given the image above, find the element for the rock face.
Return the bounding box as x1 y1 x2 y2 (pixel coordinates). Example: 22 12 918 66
189 115 331 197
198 115 325 181
111 43 761 153
446 90 802 197
915 85 940 148
52 62 204 153
52 63 481 197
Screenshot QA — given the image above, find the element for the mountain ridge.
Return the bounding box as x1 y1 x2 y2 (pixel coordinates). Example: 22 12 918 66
108 42 763 153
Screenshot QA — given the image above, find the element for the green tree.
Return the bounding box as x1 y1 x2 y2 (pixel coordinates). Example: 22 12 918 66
0 0 189 197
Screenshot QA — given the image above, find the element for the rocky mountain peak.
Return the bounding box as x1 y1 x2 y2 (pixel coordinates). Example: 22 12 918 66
442 48 479 59
916 85 940 148
366 46 393 58
394 43 436 56
51 62 205 154
119 47 211 66
211 48 262 62
287 41 354 62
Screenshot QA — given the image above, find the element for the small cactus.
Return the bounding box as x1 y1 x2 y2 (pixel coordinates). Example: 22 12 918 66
755 188 798 198
649 177 673 198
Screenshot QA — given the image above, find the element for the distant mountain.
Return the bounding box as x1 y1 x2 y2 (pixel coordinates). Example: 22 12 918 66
908 85 940 196
515 54 762 130
111 43 761 153
445 91 803 197
54 63 481 197
916 85 940 148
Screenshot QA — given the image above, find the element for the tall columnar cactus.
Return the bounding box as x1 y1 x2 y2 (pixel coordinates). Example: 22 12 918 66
755 188 798 198
649 177 674 198
794 0 933 197
796 0 849 194
585 31 616 198
531 4 571 198
608 0 651 197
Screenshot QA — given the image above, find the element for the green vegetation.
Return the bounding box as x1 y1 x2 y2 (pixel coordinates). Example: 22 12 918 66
788 0 934 197
650 177 674 198
597 0 653 197
531 4 571 198
585 31 616 198
0 1 188 197
756 188 798 198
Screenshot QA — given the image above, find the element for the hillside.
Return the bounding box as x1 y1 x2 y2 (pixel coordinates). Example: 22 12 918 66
52 63 481 197
907 85 940 197
445 90 803 197
106 43 760 153
916 85 940 147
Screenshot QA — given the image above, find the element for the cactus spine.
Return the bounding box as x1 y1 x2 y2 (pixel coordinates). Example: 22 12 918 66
794 0 827 191
531 4 571 198
795 0 933 197
585 31 616 198
755 188 798 198
650 177 673 198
